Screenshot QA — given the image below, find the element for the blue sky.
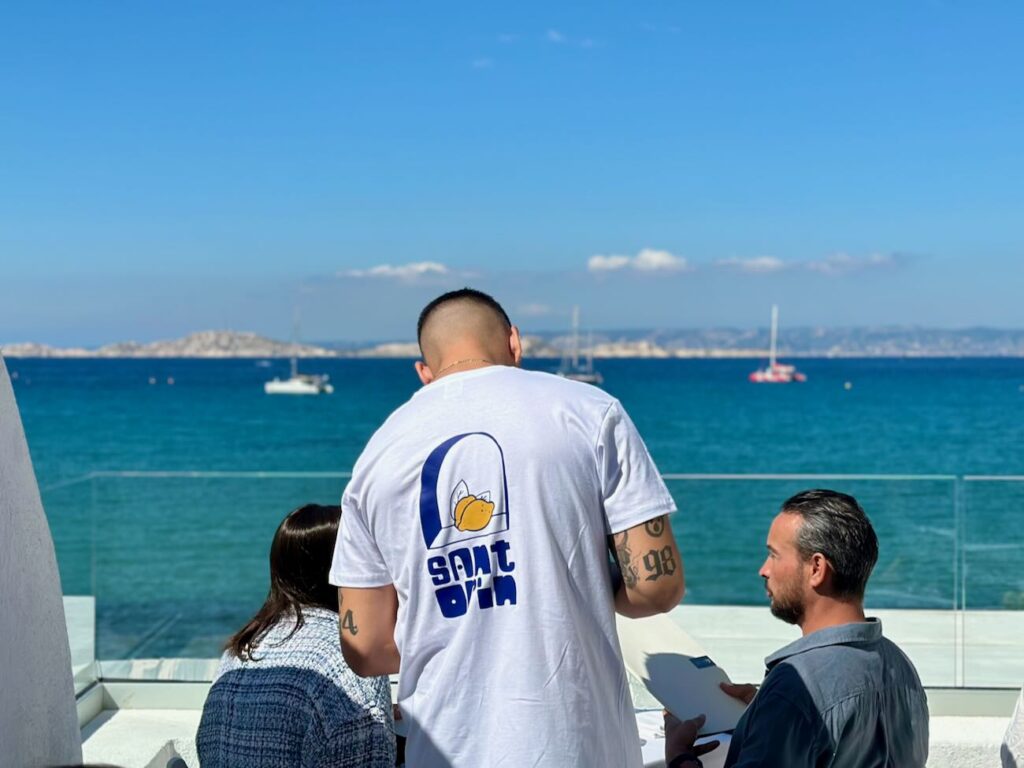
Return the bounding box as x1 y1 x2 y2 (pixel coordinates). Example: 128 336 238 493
2 2 1023 344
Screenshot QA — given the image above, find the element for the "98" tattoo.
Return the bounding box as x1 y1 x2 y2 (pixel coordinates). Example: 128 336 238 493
643 546 677 581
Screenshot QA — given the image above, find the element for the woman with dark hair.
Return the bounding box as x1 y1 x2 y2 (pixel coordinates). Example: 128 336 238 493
197 504 394 768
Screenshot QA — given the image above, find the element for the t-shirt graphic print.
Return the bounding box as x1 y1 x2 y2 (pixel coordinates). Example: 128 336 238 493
419 431 517 619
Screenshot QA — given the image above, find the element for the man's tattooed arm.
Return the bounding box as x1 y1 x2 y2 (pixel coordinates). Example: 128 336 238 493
336 585 401 676
610 514 685 617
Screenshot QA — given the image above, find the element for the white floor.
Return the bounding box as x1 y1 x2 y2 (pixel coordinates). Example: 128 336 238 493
81 707 1011 768
82 709 200 768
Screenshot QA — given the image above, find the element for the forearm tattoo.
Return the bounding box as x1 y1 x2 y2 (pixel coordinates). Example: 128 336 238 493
614 531 640 589
644 517 665 537
642 546 677 581
341 609 359 636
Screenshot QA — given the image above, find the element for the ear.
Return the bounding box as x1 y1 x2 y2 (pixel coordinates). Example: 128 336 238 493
807 552 829 590
414 360 434 386
509 325 523 367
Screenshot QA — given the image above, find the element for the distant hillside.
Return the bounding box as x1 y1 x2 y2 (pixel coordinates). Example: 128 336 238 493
6 326 1024 358
1 331 337 359
534 326 1024 357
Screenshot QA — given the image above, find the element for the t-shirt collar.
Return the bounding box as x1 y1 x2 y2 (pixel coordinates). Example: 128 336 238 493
765 617 883 669
413 363 512 396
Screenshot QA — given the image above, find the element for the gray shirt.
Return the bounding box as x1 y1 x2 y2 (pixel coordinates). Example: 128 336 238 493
724 619 929 768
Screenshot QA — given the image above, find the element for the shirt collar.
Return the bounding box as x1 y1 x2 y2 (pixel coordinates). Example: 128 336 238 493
412 363 510 397
765 618 883 669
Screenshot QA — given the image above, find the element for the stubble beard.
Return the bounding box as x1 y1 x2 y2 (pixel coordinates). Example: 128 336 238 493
768 584 805 626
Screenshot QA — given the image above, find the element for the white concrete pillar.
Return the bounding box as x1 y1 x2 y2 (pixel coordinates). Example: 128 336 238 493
0 355 82 765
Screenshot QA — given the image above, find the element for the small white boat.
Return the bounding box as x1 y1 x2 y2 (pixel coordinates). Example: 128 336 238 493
265 357 333 395
264 373 334 395
265 311 334 395
558 306 604 385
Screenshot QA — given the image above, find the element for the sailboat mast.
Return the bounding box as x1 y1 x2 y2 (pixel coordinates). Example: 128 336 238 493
571 305 580 369
291 307 300 379
769 304 778 368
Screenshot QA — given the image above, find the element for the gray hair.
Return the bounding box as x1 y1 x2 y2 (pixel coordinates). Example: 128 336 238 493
781 489 879 599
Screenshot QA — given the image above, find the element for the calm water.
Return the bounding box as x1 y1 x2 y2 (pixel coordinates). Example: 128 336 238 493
10 357 1024 657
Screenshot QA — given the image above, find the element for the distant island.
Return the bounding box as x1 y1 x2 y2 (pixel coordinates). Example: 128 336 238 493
5 327 1024 359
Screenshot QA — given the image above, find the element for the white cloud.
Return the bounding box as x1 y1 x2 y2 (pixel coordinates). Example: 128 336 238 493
471 57 494 69
517 303 553 317
543 28 598 48
588 254 632 272
806 253 895 275
712 252 905 276
634 248 687 271
588 248 687 273
342 262 450 281
716 256 788 274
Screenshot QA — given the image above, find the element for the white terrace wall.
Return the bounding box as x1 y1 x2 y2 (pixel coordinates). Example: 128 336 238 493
0 355 81 766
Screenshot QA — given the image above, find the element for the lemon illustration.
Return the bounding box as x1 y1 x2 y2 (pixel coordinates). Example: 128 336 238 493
454 494 495 531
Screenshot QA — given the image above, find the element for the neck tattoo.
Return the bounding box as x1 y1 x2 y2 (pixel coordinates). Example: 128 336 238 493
434 357 494 376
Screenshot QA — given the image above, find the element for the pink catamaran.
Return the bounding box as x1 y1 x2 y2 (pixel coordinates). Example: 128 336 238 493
749 305 807 384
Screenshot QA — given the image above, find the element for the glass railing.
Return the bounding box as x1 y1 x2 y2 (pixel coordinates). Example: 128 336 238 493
44 470 351 687
961 476 1024 688
41 471 1024 691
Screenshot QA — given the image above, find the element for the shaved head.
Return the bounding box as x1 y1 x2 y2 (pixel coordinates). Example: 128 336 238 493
417 290 513 368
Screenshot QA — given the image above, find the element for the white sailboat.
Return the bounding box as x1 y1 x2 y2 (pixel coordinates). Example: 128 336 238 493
749 305 806 384
264 313 334 395
264 355 334 395
558 306 603 385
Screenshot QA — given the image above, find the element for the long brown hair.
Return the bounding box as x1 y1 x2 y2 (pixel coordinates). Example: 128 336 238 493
227 503 341 661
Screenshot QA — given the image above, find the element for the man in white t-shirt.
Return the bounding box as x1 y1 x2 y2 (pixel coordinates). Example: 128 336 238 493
331 288 686 767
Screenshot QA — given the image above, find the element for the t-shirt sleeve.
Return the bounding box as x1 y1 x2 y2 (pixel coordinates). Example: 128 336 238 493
596 399 677 535
329 489 392 588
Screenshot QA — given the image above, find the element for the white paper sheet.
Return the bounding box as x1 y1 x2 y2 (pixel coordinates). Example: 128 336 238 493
617 613 748 735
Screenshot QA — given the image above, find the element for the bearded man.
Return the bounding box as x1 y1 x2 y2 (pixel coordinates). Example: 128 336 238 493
666 489 929 768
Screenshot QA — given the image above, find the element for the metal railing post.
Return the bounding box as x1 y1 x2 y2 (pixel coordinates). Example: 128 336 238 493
952 475 963 687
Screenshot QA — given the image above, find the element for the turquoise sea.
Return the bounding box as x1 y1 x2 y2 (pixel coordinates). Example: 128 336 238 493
10 357 1024 657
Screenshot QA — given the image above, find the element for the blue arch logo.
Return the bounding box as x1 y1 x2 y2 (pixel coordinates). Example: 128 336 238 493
419 432 510 550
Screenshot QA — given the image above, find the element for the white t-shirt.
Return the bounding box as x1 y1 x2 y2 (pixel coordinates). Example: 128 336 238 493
330 365 677 767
